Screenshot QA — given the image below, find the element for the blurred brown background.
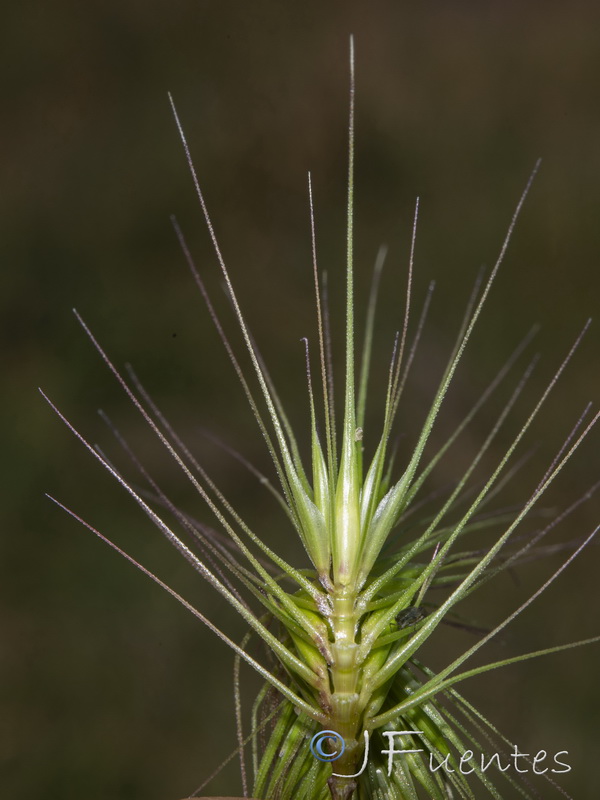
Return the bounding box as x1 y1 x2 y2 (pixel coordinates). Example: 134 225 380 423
2 2 600 798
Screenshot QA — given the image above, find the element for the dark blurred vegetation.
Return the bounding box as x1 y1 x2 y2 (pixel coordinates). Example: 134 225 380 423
2 1 600 798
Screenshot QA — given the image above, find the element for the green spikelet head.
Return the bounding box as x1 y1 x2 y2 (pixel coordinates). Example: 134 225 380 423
44 36 599 800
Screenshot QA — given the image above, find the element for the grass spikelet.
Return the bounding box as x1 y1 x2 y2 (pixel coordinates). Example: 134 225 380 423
43 38 598 800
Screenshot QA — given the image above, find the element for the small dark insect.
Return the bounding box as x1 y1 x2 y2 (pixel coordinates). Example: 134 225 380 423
396 605 428 629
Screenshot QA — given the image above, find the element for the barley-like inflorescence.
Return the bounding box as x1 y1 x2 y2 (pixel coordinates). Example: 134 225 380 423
44 39 598 800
